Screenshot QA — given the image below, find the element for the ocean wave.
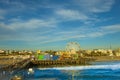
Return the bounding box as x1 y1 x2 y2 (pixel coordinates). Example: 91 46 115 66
38 63 120 70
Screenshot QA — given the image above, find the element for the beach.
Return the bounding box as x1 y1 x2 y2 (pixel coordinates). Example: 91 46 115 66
93 56 120 62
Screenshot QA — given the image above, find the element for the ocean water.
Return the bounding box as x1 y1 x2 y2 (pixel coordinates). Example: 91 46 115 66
1 61 120 80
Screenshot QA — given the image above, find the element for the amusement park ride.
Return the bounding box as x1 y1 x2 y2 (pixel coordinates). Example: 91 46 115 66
60 42 81 60
66 42 81 53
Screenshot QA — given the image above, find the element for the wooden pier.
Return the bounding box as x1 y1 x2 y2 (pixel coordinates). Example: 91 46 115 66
0 58 31 80
31 57 92 67
0 58 31 71
0 57 94 71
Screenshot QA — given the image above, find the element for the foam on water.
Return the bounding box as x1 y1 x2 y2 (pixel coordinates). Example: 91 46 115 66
38 63 120 70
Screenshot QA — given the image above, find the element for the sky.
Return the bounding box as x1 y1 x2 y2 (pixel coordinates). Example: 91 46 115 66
0 0 120 50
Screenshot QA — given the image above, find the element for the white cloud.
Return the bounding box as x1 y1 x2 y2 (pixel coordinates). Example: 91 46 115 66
0 18 57 30
0 22 120 44
0 9 6 14
0 16 4 19
87 24 120 38
52 0 115 26
88 32 105 37
0 9 6 20
102 24 120 33
74 0 114 13
56 9 88 21
0 29 54 42
0 0 118 45
40 34 86 44
40 24 120 43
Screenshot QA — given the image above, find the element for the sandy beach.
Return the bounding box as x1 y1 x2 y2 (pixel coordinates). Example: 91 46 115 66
93 56 120 62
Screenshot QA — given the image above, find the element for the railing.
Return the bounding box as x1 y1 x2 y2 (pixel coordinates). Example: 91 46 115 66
0 58 31 71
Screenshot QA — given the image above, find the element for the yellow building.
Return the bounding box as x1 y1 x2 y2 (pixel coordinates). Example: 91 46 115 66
37 50 41 54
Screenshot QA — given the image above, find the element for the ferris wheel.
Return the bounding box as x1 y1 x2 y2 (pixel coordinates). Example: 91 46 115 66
66 42 80 51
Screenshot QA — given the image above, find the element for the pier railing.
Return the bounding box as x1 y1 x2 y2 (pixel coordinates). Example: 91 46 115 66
0 58 31 71
31 57 92 67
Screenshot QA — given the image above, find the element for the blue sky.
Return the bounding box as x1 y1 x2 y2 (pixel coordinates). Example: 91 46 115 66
0 0 120 50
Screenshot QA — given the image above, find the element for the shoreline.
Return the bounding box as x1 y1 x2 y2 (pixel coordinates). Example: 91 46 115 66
93 56 120 62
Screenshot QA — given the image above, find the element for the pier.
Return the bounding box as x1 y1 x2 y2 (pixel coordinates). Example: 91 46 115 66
0 58 31 71
0 57 93 71
0 57 94 71
31 57 92 67
0 58 31 80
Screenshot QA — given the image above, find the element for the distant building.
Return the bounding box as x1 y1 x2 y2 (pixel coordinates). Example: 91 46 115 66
0 49 5 54
113 48 120 56
37 50 41 54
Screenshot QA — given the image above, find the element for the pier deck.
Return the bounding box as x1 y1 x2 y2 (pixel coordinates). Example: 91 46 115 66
31 57 92 67
0 58 31 71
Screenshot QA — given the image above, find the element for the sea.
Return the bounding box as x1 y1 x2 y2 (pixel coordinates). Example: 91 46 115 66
1 61 120 80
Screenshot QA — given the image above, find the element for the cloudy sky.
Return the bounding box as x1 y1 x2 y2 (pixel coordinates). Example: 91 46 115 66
0 0 120 50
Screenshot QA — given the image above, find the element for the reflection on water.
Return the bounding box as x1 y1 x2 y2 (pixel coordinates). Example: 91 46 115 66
61 70 81 80
1 61 120 80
